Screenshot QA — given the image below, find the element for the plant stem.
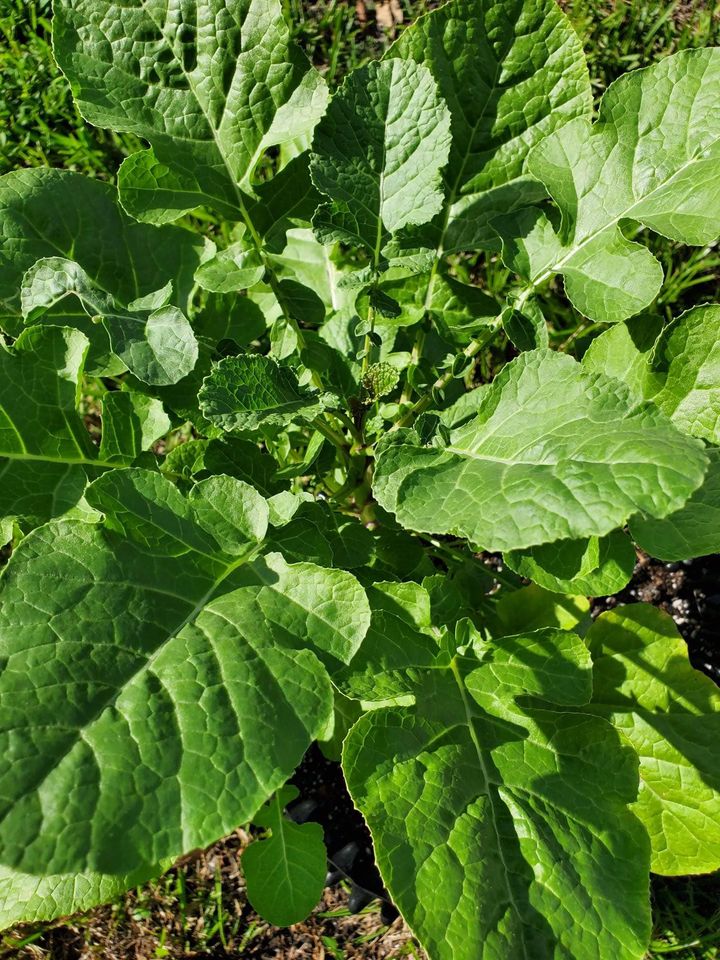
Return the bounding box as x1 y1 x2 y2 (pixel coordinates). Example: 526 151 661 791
391 317 503 431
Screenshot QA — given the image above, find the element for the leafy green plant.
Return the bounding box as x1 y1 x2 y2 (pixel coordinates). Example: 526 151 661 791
0 1 719 958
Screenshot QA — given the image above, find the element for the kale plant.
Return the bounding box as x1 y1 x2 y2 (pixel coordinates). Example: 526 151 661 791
0 1 719 957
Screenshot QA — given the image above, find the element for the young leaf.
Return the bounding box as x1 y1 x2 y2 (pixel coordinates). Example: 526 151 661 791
99 392 171 464
242 787 326 927
22 258 198 385
373 350 708 551
162 437 284 498
494 50 720 321
344 630 650 960
504 530 637 596
0 469 369 881
199 354 335 432
584 605 720 875
310 58 451 255
630 447 720 561
54 0 328 220
386 0 592 252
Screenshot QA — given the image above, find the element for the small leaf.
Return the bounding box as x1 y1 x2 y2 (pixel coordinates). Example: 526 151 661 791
199 354 335 432
194 245 265 294
242 787 326 927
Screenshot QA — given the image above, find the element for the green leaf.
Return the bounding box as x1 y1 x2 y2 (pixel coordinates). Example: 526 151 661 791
0 169 207 342
0 468 369 885
504 530 636 596
494 50 720 322
54 0 328 219
387 0 592 252
501 295 549 352
584 605 720 875
493 583 590 634
22 258 198 385
100 392 171 464
344 629 650 960
373 350 708 551
581 313 664 399
267 500 374 569
162 437 284 498
194 245 265 294
377 272 498 342
310 59 451 255
199 354 335 432
630 447 720 561
0 325 101 528
242 787 326 926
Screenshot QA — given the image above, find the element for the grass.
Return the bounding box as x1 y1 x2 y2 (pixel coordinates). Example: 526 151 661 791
0 0 719 957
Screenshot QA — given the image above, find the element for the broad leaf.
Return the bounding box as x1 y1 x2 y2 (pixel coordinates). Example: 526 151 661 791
162 437 284 498
0 169 207 344
584 605 720 875
199 354 335 432
387 0 592 252
495 50 720 321
373 350 708 551
0 326 98 527
310 58 451 255
505 530 636 596
0 469 369 879
344 628 650 960
242 787 326 926
630 448 720 561
22 258 197 385
100 392 170 464
54 0 328 220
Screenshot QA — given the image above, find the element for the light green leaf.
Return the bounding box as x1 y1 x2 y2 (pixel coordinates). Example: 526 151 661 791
378 272 498 341
310 59 451 255
373 350 708 551
504 530 636 596
195 244 266 294
54 0 328 218
0 169 208 344
0 468 369 887
22 258 198 385
493 583 590 634
584 605 720 875
199 354 335 432
242 787 326 927
387 0 592 252
99 392 171 464
0 325 100 528
495 50 720 321
344 629 650 960
630 447 720 561
581 313 664 399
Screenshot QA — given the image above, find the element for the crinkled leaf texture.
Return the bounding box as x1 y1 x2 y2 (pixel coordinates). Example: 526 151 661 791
199 354 335 432
495 49 720 321
373 350 708 551
310 58 451 252
0 469 369 923
344 622 651 960
584 605 720 875
385 0 592 252
54 0 328 221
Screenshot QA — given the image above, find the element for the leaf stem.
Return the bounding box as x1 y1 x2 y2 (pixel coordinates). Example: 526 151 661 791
391 317 503 431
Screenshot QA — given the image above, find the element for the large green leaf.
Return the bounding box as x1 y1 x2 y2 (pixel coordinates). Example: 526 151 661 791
0 469 369 888
630 448 720 561
386 0 592 253
54 0 328 221
584 605 720 875
310 58 451 255
0 169 207 345
373 350 708 551
344 627 650 960
199 354 335 432
495 50 720 322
